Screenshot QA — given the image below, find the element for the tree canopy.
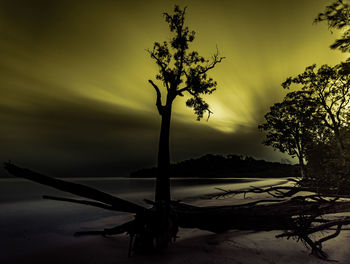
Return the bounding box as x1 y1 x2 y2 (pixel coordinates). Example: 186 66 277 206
148 5 224 205
148 5 224 120
258 91 322 176
315 0 350 53
260 0 350 187
282 64 350 153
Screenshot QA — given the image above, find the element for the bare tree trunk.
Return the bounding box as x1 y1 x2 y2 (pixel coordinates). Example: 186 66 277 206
334 127 345 160
298 156 305 178
153 95 176 248
155 101 172 203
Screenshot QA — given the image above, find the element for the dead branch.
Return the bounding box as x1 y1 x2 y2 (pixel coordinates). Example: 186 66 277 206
276 217 350 238
149 80 165 115
276 217 350 259
75 220 135 237
211 184 350 199
43 195 116 211
6 162 350 260
4 162 144 214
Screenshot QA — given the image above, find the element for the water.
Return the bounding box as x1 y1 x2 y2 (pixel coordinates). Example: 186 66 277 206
0 177 287 261
0 177 286 204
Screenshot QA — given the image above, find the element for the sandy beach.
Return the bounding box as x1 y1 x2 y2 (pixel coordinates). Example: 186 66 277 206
0 177 350 264
3 190 350 264
6 228 349 264
2 0 350 262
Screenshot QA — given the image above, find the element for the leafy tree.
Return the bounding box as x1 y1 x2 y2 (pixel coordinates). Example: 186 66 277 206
314 0 350 53
259 91 322 177
282 64 350 156
148 5 224 204
315 0 350 73
304 132 350 193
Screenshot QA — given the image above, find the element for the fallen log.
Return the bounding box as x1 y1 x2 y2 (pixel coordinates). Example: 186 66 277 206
211 184 350 199
4 162 144 214
5 162 350 260
42 195 117 211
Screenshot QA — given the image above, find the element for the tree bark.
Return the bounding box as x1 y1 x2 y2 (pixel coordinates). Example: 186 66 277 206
3 162 144 214
175 199 350 231
153 92 176 248
334 128 345 158
298 156 305 178
155 99 173 203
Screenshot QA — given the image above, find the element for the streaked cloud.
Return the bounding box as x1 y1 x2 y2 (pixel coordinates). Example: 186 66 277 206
0 0 347 175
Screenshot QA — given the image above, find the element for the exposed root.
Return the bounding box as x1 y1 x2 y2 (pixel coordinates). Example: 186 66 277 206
5 162 350 260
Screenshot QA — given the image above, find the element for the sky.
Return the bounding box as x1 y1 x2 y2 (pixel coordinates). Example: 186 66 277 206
0 0 348 177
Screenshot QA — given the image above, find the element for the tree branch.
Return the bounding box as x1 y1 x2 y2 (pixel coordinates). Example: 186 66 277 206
198 49 225 75
4 162 144 214
74 219 135 237
43 195 116 211
177 86 195 96
211 184 350 200
206 108 213 121
147 49 170 91
276 217 350 238
335 77 350 121
149 80 164 115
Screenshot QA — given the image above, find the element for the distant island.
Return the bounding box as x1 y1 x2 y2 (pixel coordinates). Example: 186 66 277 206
130 154 299 178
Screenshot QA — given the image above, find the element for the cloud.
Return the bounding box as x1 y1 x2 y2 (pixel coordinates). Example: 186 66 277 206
0 0 345 176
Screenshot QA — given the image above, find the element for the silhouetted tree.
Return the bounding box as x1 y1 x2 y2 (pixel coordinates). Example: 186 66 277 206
148 6 224 204
315 0 350 53
259 91 322 177
315 0 350 73
304 135 349 193
282 64 350 157
7 3 350 259
275 1 350 192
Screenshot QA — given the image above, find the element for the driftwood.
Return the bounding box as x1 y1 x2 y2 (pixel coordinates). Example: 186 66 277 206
211 183 350 199
4 163 143 214
5 162 350 259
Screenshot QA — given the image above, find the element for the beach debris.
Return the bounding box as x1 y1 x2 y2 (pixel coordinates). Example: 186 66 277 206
5 162 350 260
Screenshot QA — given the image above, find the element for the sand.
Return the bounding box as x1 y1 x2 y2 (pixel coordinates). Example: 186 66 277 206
3 196 350 264
4 226 350 264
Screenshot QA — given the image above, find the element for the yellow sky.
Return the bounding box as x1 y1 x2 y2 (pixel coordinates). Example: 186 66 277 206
0 0 348 175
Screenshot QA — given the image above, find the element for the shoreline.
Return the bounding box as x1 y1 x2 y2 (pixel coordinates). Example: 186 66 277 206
4 216 350 264
2 178 350 263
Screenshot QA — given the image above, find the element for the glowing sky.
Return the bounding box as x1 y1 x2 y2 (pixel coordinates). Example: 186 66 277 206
0 0 347 176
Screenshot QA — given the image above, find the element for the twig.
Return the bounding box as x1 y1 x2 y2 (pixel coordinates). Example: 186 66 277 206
43 195 115 211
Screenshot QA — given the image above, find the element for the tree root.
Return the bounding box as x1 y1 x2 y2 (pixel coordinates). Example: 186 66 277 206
5 162 350 260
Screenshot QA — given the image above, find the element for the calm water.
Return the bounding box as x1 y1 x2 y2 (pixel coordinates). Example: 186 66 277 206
0 177 285 203
0 177 286 261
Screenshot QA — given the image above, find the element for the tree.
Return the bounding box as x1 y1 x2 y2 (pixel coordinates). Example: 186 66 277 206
7 162 350 260
259 91 322 177
315 0 350 73
282 64 350 156
314 0 350 53
147 6 224 204
6 3 350 260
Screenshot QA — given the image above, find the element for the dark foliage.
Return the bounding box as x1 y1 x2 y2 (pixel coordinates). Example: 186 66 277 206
315 0 350 53
148 5 224 120
130 154 299 178
258 90 323 178
302 129 350 194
